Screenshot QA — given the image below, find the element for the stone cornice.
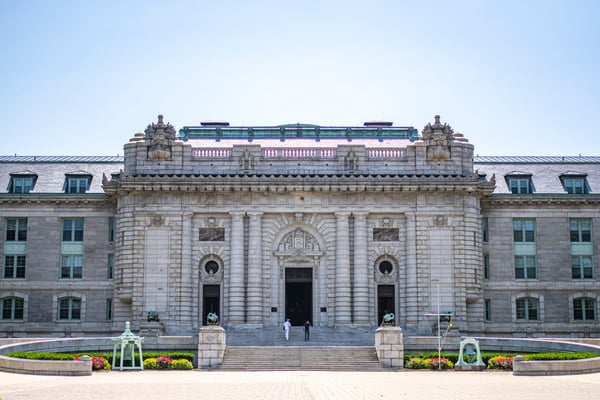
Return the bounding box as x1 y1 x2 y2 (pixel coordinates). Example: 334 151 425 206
482 194 600 207
0 193 113 206
106 173 492 195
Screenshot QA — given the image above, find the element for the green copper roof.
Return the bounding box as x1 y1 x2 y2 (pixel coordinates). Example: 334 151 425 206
178 123 419 142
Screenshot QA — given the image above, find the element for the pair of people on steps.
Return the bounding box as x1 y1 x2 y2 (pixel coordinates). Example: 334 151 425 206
282 319 311 341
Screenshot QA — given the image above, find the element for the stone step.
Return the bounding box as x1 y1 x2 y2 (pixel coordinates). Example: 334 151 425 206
225 325 376 346
219 346 383 371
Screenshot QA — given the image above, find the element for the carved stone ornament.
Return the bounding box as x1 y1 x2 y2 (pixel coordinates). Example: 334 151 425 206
277 228 321 253
200 263 223 284
422 115 454 161
150 215 164 226
432 215 448 227
344 150 358 171
145 114 176 160
239 148 255 170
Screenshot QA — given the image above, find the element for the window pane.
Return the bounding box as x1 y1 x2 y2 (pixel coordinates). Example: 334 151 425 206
516 299 526 319
71 299 81 319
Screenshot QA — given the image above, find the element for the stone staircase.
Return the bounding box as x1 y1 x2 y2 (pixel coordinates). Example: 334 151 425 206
225 325 376 346
219 345 383 371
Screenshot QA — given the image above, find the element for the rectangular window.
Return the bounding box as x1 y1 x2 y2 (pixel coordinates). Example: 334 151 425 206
515 255 537 279
59 298 81 320
516 298 539 320
5 218 27 242
61 255 83 279
66 177 89 193
482 217 489 243
509 178 531 194
513 219 535 242
2 297 24 320
3 255 26 279
485 299 491 321
108 217 115 242
62 218 84 242
573 298 596 320
564 177 587 194
11 176 35 193
483 254 490 279
570 219 592 242
106 299 113 320
107 254 114 279
571 256 594 279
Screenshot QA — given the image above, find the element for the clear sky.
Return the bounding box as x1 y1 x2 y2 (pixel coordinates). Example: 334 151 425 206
1 0 599 156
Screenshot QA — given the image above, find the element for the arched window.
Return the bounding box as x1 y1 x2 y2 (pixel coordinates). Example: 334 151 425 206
1 297 24 320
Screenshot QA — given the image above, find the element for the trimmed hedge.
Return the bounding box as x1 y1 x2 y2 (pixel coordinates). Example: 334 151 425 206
6 351 195 370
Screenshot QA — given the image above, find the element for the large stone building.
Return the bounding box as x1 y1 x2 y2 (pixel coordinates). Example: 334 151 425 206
1 115 599 338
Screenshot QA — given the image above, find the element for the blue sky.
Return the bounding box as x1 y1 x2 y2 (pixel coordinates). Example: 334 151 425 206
1 0 599 156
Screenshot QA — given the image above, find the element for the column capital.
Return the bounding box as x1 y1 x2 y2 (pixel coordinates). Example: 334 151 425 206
229 211 245 219
247 211 264 219
353 211 369 220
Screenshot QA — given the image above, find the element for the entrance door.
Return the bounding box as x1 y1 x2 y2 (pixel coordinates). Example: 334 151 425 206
202 284 220 326
377 285 395 325
285 268 312 326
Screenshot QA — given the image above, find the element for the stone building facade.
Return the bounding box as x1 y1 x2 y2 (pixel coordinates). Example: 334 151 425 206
1 115 599 338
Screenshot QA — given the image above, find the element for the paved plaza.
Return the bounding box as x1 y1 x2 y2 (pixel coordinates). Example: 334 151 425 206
1 370 599 400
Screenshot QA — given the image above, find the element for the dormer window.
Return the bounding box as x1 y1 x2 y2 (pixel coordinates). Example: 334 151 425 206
65 174 91 193
506 174 533 194
9 173 36 193
561 175 588 194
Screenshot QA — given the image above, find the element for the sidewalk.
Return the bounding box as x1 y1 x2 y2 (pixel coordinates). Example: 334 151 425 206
1 370 599 400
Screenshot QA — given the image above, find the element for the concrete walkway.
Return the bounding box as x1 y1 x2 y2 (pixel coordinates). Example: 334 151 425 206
1 370 599 400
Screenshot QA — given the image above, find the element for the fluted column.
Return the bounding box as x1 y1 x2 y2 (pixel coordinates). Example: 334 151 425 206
247 212 263 324
228 212 245 324
353 212 370 324
335 212 352 325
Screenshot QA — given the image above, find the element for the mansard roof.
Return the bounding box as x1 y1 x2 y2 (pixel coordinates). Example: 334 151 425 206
0 156 122 194
474 156 600 194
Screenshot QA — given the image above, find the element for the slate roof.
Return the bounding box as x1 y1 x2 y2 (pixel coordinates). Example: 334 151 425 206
0 157 123 194
1 155 599 195
474 157 600 194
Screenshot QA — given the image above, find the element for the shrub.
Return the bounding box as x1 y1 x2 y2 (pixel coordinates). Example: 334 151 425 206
171 359 194 370
488 355 513 370
405 357 430 369
156 355 174 369
143 358 158 369
428 357 454 370
524 352 599 361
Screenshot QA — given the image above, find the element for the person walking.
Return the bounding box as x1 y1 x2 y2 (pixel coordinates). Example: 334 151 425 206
303 320 311 341
283 318 292 340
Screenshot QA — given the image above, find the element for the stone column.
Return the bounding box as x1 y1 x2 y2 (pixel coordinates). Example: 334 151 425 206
180 212 194 330
405 212 418 325
247 212 263 325
353 212 370 324
335 212 352 325
228 212 245 324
